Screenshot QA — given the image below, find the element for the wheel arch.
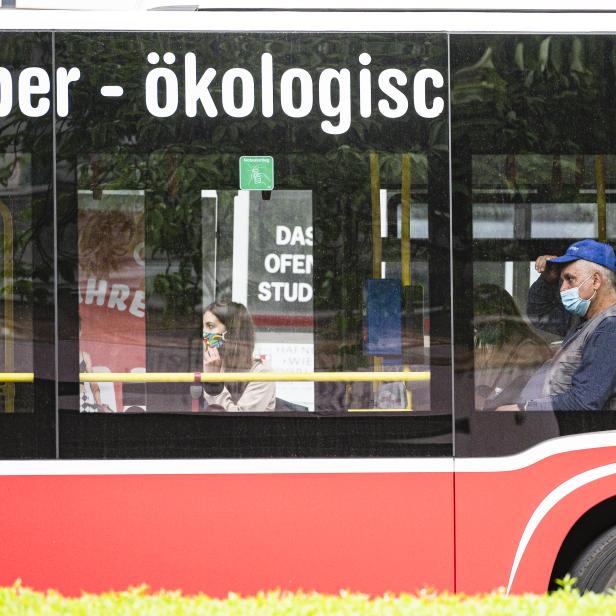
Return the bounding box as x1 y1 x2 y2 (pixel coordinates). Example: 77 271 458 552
549 495 616 590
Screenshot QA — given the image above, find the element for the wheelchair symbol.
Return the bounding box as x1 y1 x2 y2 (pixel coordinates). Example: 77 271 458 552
251 166 269 185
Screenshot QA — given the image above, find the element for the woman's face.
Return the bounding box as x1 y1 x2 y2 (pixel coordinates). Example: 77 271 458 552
203 310 226 335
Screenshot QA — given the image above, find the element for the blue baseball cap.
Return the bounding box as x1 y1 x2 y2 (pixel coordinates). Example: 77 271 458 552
548 239 616 272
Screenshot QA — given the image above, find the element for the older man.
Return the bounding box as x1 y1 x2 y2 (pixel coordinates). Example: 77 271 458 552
500 239 616 411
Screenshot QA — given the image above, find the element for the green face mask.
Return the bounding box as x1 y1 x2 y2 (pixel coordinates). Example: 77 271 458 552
203 331 226 350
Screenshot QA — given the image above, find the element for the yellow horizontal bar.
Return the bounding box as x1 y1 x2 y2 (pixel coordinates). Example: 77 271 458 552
348 408 412 413
0 373 34 382
0 372 431 384
80 371 431 384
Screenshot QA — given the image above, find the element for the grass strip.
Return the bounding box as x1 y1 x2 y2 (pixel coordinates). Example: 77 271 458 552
0 579 612 615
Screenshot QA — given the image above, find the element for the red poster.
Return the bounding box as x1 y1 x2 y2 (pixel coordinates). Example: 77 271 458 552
78 192 145 412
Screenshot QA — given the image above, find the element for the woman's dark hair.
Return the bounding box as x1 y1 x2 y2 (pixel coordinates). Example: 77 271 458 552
205 300 255 399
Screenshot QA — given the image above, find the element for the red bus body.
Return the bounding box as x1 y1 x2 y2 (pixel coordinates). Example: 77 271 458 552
2 5 616 597
0 434 615 595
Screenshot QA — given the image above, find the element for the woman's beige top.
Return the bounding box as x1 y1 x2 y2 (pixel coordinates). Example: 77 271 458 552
203 357 276 412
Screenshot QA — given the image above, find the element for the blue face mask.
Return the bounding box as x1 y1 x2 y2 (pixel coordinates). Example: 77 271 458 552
560 275 596 317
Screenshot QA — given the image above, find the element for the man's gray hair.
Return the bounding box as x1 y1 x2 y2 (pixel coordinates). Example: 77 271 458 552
594 263 616 290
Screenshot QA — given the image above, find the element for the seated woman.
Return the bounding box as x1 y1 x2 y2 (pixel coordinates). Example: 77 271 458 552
201 300 276 412
474 284 552 410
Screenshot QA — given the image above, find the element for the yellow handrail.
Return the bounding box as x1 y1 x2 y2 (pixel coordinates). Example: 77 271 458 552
79 371 431 383
0 372 33 382
0 371 431 384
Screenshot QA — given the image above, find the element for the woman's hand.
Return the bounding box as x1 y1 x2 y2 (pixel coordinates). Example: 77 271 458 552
203 346 222 372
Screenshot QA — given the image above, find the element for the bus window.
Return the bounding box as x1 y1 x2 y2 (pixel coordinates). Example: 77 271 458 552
0 153 35 412
77 187 145 412
0 33 55 457
55 31 452 456
199 188 315 410
452 34 616 456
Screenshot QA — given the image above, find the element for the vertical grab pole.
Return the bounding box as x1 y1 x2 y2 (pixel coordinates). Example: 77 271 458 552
401 154 412 410
401 154 412 286
0 200 14 412
370 153 382 279
370 153 383 386
595 155 607 243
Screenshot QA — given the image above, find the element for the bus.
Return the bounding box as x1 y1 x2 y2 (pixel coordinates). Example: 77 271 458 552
1 0 616 596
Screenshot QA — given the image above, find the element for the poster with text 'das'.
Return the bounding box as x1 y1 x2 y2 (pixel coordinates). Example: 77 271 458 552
243 190 314 411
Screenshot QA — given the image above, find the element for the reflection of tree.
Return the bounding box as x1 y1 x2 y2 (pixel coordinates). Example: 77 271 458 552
0 35 54 308
451 33 616 264
452 35 611 155
56 31 448 367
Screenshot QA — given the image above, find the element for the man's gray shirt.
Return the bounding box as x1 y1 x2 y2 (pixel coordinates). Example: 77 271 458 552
523 278 616 411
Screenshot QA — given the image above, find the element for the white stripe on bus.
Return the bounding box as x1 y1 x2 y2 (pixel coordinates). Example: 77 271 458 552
0 432 614 475
0 457 453 475
506 462 616 594
455 431 616 473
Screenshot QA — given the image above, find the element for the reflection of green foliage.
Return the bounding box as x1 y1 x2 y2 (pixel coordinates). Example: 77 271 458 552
0 33 55 310
13 278 33 302
56 31 448 360
452 35 612 154
451 34 616 226
0 155 42 306
75 151 208 323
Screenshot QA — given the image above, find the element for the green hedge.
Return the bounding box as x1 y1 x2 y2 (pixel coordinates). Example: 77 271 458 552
1 580 613 615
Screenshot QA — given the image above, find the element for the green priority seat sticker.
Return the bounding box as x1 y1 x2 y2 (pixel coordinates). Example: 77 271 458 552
239 156 274 190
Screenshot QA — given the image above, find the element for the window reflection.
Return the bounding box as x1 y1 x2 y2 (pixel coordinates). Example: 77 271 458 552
78 188 145 412
0 153 35 412
467 151 615 412
57 32 449 418
74 149 438 414
473 283 551 410
200 189 314 410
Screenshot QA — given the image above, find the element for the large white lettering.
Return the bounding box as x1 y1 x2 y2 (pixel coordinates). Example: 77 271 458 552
81 277 145 317
56 67 80 118
145 52 178 118
18 67 50 117
319 68 351 135
0 52 445 130
377 68 408 119
184 52 217 117
258 281 313 303
280 68 313 118
0 67 12 117
260 224 314 305
264 253 313 274
221 68 255 118
413 68 445 119
275 225 313 247
84 278 108 306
